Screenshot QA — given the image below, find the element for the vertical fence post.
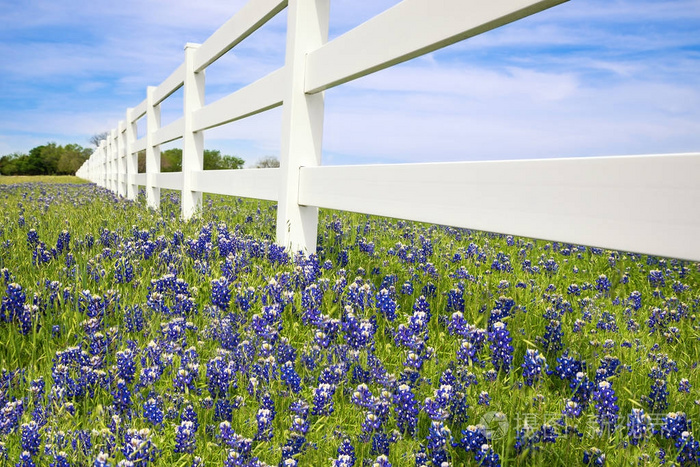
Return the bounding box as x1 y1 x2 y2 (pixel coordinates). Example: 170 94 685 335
125 108 137 200
182 43 205 219
146 86 161 210
276 0 330 254
99 141 107 188
117 121 126 197
110 130 118 192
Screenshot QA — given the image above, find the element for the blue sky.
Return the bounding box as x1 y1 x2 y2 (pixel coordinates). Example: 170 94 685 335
0 0 698 166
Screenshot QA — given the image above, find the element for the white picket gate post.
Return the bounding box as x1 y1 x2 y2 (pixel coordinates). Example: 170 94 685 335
125 108 138 200
145 86 161 209
276 0 330 254
182 43 205 219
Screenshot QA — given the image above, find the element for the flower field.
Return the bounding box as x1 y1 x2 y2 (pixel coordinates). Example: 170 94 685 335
0 179 698 466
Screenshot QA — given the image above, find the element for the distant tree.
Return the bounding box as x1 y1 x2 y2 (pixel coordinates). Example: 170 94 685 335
254 156 280 168
89 132 110 148
161 148 182 172
205 150 244 170
0 152 24 175
135 149 244 172
57 144 91 174
0 143 92 176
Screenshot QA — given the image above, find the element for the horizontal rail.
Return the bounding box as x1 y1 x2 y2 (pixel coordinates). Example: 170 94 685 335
192 68 285 132
152 63 185 105
149 172 184 191
132 137 147 153
298 153 700 261
152 117 185 146
190 168 279 200
131 99 148 123
305 0 565 94
126 174 147 186
194 0 287 72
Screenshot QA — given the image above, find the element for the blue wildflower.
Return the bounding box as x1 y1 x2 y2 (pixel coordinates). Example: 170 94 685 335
488 321 514 374
592 381 619 434
174 420 196 454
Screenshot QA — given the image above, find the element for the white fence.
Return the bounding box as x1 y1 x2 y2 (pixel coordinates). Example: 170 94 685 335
76 0 700 262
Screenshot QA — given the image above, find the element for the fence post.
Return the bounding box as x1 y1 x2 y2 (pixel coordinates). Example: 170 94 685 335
146 86 161 210
276 0 330 254
99 141 107 188
110 130 118 192
117 121 126 197
125 108 138 200
182 43 205 219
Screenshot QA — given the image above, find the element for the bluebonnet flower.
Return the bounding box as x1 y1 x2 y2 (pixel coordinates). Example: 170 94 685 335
1 282 25 323
538 319 563 353
678 378 691 393
351 383 375 409
372 455 391 467
112 379 132 416
376 288 397 322
627 408 651 445
521 349 547 386
342 311 375 350
174 420 196 454
423 384 453 421
474 444 500 467
628 291 642 311
16 451 36 467
143 398 164 426
393 384 419 435
280 361 302 394
583 447 605 465
312 383 336 416
122 428 159 464
26 229 39 249
595 274 611 293
93 452 111 467
478 391 491 406
211 277 231 311
21 421 41 456
648 269 665 287
488 321 514 374
413 295 431 322
254 408 273 441
675 431 700 465
116 349 136 384
644 378 669 413
426 421 452 465
362 412 383 435
290 415 309 435
562 400 582 418
555 352 585 382
570 372 595 410
659 412 691 440
592 381 619 434
334 439 356 466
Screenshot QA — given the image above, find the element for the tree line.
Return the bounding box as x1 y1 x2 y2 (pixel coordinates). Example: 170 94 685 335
0 143 92 176
1 139 279 176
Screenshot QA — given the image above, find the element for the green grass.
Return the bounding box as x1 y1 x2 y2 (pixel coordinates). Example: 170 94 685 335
0 175 89 184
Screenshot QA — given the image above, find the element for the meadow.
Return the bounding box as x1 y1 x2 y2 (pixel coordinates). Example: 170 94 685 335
0 178 698 466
